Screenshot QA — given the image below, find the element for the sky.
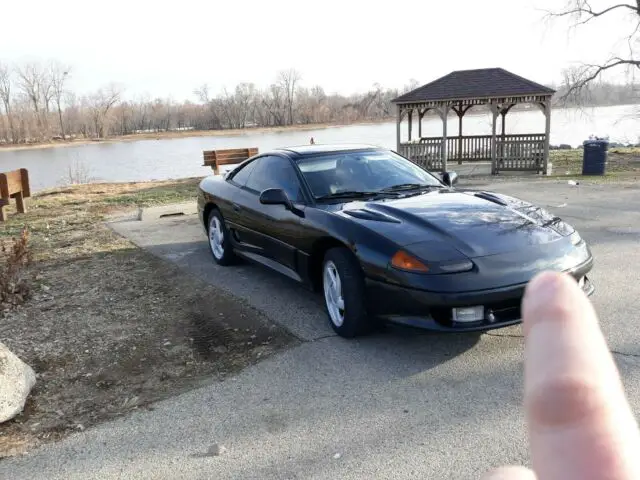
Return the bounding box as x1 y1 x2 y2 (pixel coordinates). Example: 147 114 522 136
0 0 636 102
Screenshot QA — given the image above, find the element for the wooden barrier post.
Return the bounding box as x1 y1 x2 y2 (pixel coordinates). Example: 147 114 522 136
0 168 30 222
202 147 259 174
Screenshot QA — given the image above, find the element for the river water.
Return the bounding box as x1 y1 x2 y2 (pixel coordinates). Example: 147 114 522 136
1 104 638 192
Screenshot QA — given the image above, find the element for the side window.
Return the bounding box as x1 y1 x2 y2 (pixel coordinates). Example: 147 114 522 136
229 159 259 187
245 156 304 202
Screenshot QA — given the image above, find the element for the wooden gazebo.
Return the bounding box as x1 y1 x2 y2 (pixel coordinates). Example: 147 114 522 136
391 68 556 174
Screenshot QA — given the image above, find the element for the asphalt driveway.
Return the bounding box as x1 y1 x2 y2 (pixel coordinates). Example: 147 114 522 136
2 178 640 479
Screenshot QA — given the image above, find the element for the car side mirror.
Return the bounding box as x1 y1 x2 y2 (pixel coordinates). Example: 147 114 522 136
259 188 292 210
442 171 458 187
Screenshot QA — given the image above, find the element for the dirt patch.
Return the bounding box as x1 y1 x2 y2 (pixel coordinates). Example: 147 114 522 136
0 180 298 459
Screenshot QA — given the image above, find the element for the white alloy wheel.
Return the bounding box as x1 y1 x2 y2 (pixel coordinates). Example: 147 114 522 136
209 214 225 260
323 260 345 327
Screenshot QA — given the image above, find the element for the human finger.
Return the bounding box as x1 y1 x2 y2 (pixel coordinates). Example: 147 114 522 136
522 271 640 480
481 465 537 480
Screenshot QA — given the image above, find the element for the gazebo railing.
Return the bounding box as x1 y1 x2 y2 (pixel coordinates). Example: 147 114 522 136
399 133 546 172
496 134 545 171
424 135 492 161
398 141 444 171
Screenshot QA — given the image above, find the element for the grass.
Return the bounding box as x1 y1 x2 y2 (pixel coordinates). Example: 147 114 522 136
0 177 201 262
549 146 640 176
0 175 297 459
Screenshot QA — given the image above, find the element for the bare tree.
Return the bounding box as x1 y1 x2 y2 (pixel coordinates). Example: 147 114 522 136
16 61 53 137
86 84 122 138
218 83 257 129
235 83 256 128
62 90 81 138
263 83 287 126
193 83 222 129
17 63 42 114
50 62 71 138
278 68 301 125
402 78 420 94
546 1 640 103
0 62 15 142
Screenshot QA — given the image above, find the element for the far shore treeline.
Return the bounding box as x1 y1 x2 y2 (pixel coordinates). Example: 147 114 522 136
0 58 638 146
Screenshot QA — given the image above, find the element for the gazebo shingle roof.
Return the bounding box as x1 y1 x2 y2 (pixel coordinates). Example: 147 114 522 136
392 68 556 104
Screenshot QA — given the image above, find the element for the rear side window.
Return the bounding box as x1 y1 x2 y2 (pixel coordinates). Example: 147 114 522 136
229 159 259 187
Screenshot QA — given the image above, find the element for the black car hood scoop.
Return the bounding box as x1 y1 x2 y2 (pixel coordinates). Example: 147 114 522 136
343 208 401 223
472 191 509 206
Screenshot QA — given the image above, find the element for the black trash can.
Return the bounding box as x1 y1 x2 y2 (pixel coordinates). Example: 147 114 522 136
582 139 609 175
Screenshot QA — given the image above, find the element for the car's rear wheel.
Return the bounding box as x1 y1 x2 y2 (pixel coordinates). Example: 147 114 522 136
322 247 370 338
207 208 236 266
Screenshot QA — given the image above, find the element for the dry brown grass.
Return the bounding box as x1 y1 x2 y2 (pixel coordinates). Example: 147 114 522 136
549 147 640 177
0 177 297 459
0 178 201 263
0 228 32 311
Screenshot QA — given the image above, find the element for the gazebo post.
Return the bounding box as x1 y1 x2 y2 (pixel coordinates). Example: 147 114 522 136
396 105 401 152
438 106 450 172
499 104 514 160
407 109 413 142
500 109 506 160
452 104 473 164
451 104 465 164
457 110 463 164
490 103 499 174
418 109 425 139
543 100 551 175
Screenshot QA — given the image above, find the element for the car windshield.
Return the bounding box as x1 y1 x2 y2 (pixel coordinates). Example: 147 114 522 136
296 149 444 199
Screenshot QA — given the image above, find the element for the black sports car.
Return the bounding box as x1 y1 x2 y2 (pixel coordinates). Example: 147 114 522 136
197 144 594 338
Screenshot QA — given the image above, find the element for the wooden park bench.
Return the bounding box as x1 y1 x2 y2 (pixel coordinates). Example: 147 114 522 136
0 168 30 222
202 147 258 175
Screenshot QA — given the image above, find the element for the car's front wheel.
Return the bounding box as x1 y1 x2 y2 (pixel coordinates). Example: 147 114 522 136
322 247 370 338
207 208 236 266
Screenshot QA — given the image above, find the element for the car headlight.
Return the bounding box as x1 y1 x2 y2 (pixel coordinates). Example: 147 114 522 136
570 230 583 246
390 251 474 274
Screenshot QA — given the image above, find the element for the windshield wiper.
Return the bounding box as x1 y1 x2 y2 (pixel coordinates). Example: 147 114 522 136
315 190 382 201
380 183 443 192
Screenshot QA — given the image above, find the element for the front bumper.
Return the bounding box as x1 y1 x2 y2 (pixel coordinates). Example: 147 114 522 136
365 257 595 332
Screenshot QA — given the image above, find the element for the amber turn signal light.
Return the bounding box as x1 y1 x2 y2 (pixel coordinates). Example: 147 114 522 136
390 250 429 272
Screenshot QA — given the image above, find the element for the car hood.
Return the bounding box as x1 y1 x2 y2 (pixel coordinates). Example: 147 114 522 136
329 189 574 258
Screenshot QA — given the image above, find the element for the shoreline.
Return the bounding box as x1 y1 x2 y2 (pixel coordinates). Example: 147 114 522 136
0 118 394 153
1 101 637 153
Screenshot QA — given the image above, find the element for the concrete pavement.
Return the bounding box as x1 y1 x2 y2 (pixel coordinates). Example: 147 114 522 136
2 178 640 479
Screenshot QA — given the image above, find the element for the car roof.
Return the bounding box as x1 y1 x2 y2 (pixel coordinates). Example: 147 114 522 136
274 143 384 157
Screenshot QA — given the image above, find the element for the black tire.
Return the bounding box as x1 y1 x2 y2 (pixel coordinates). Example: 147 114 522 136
206 208 237 266
322 247 371 338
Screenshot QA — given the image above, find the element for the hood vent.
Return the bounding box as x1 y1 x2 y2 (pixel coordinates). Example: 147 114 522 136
473 191 508 206
343 208 401 223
